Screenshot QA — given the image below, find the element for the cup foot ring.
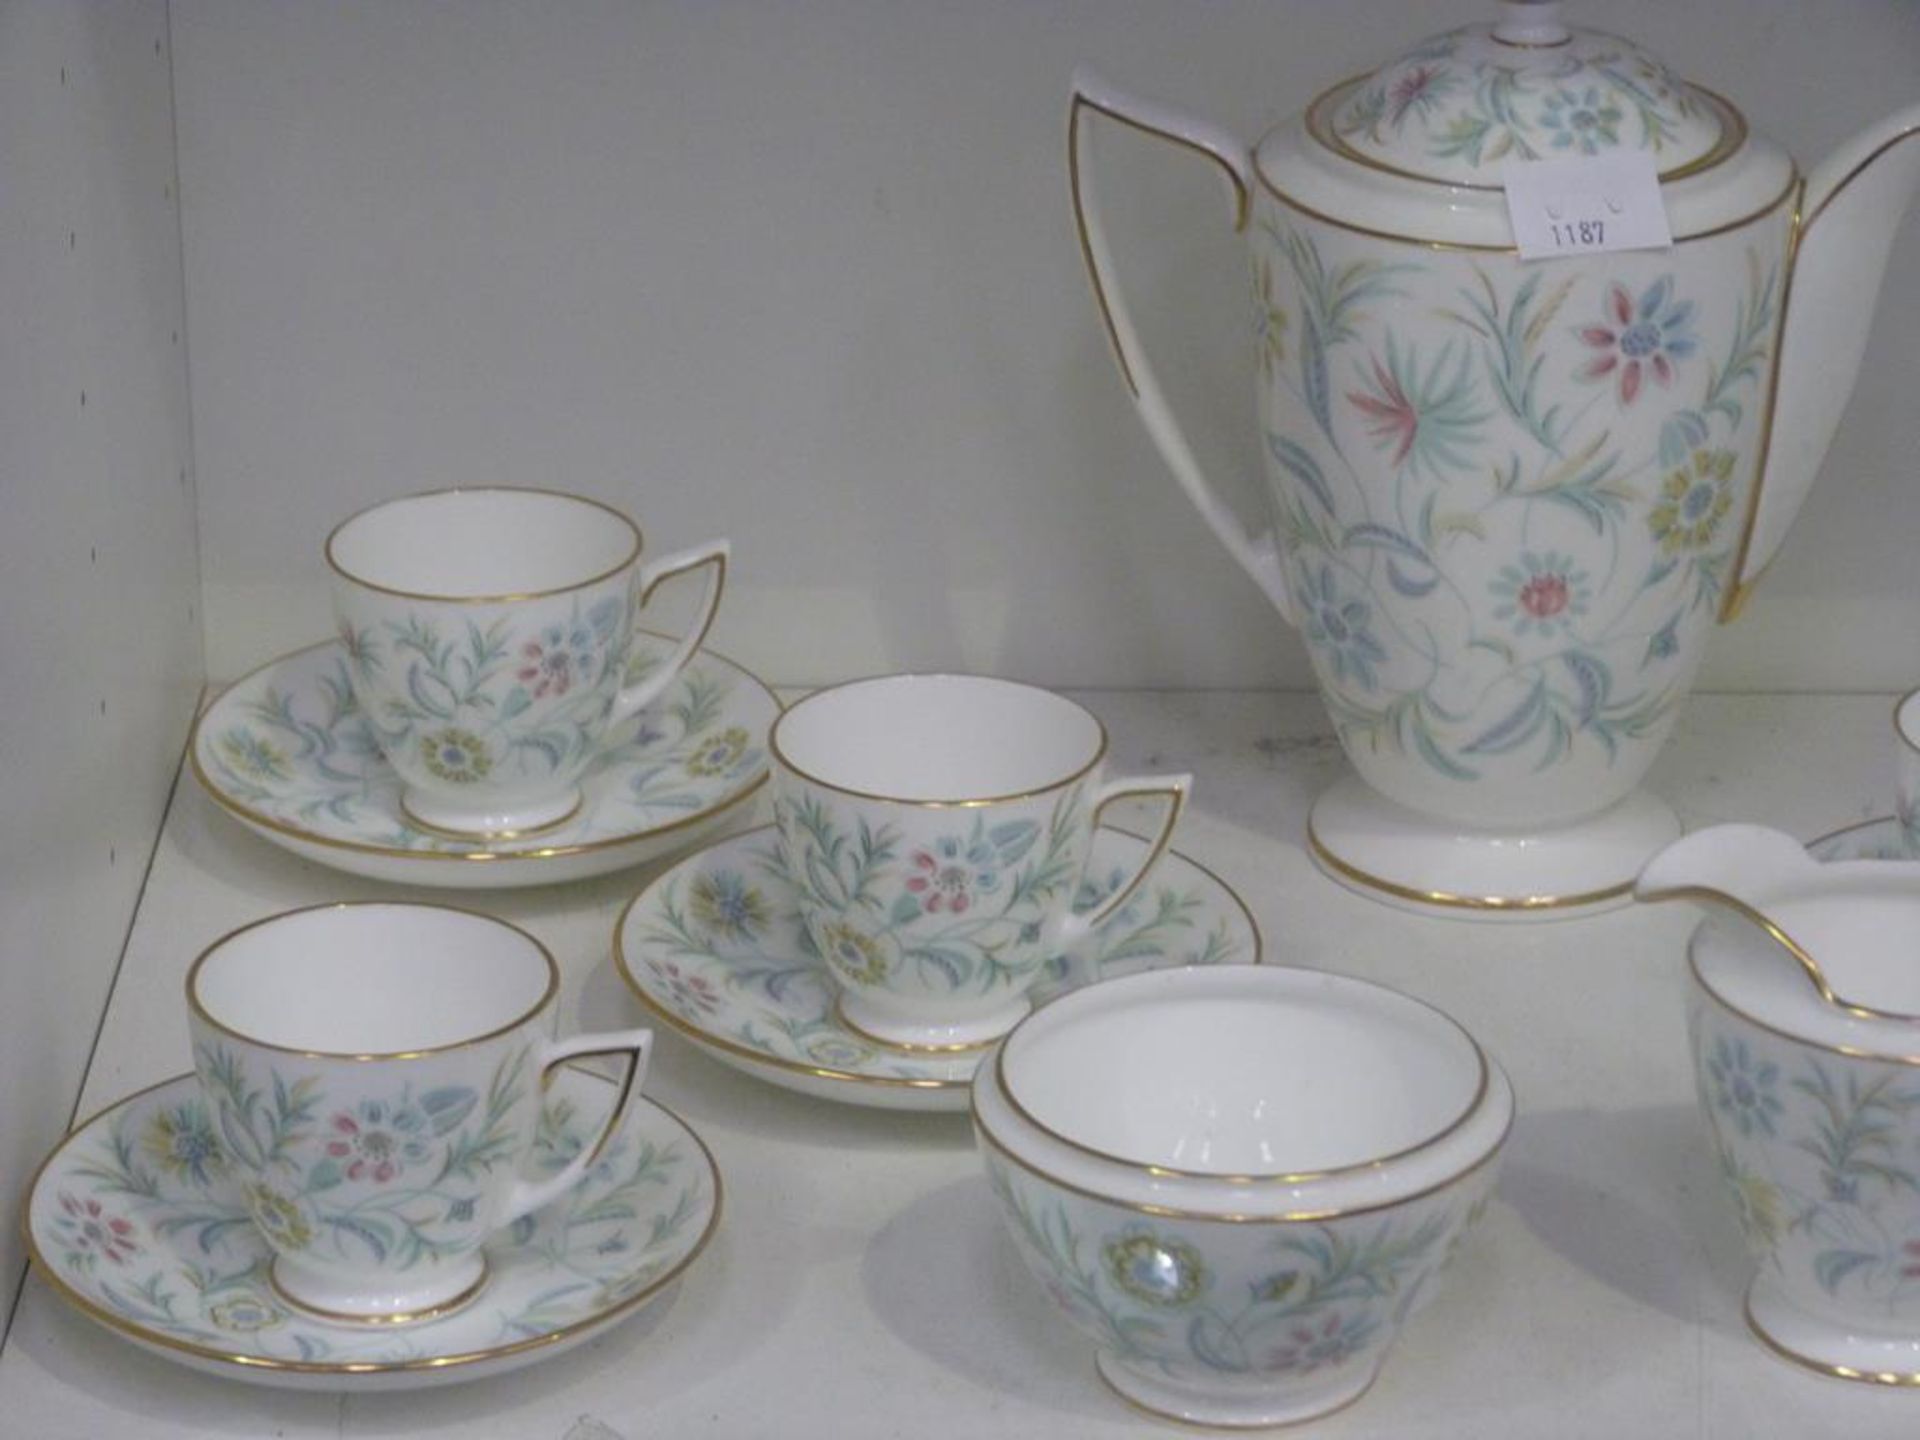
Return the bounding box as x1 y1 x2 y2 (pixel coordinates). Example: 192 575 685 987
1746 1275 1920 1385
1094 1349 1379 1429
399 788 585 841
833 994 1028 1052
267 1252 492 1327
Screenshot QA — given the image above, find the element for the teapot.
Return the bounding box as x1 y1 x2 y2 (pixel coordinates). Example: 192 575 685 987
1638 824 1920 1383
1071 1 1920 917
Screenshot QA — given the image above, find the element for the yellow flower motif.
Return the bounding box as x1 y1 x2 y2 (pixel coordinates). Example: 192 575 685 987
218 730 289 783
419 727 492 784
244 1182 313 1252
1254 253 1289 383
142 1102 225 1186
1649 448 1736 556
684 725 750 778
208 1295 285 1332
1720 1154 1783 1251
816 919 894 987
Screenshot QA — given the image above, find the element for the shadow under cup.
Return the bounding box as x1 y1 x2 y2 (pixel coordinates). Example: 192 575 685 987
186 903 640 1325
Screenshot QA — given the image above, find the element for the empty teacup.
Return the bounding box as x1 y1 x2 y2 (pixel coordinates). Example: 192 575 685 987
769 674 1189 1049
973 965 1513 1428
187 902 653 1323
328 487 728 838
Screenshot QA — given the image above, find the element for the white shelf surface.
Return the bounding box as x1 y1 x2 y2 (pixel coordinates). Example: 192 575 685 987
4 689 1916 1437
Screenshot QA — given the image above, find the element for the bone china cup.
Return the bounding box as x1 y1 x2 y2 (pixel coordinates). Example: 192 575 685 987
769 674 1190 1050
972 965 1513 1429
186 902 653 1323
327 487 729 838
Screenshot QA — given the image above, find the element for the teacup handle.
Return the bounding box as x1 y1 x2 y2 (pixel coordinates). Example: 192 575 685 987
1053 772 1192 950
608 539 731 727
499 1027 654 1226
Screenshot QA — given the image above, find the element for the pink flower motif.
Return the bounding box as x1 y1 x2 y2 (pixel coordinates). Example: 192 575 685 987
57 1191 140 1266
655 959 723 1016
323 1099 431 1184
1518 572 1569 620
906 850 975 914
1347 356 1419 466
1267 1310 1374 1374
1576 277 1697 406
516 621 598 699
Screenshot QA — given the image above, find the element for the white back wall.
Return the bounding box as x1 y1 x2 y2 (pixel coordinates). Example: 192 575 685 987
0 4 202 1326
174 0 1919 689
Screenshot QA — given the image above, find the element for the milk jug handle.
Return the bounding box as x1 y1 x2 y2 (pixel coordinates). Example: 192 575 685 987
1068 69 1298 627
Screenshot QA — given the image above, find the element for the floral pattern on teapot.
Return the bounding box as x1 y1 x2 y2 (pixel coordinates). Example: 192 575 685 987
1691 1000 1920 1320
1327 26 1710 178
1252 213 1787 792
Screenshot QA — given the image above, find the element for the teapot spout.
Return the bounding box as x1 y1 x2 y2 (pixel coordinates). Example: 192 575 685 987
1725 105 1920 618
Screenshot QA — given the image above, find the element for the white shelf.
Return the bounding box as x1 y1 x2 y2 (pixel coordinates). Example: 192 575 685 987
3 689 1913 1437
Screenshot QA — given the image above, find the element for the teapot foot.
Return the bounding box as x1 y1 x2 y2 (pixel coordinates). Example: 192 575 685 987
1306 775 1678 922
1747 1275 1920 1386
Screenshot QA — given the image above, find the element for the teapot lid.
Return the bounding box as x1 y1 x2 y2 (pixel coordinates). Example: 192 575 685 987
1311 1 1744 189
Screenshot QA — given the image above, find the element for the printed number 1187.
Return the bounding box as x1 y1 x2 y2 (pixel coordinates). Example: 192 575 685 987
1549 219 1606 248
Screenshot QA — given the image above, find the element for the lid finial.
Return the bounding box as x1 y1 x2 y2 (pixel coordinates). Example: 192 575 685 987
1492 0 1570 46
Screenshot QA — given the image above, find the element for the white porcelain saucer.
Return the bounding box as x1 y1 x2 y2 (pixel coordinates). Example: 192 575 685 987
1307 774 1680 922
614 824 1262 1112
25 1068 720 1391
190 635 779 888
1807 815 1916 862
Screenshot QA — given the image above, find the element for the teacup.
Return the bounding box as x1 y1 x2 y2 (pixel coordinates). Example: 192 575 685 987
328 487 729 838
972 965 1513 1428
769 674 1189 1049
1897 688 1920 851
186 902 653 1323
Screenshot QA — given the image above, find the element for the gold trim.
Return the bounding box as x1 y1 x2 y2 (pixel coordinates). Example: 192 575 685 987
189 635 778 864
1096 1355 1380 1431
1303 77 1748 194
22 1072 724 1378
186 901 559 1061
1648 879 1920 1023
1899 690 1920 757
1490 33 1573 50
975 1102 1511 1225
1069 89 1251 399
833 998 1002 1054
268 1254 490 1326
325 487 643 604
1078 780 1187 932
1805 815 1904 853
1690 935 1920 1068
637 547 728 672
539 1046 647 1168
1306 818 1634 912
995 983 1491 1185
1802 122 1920 235
398 789 585 842
1746 1292 1920 1386
770 674 1110 808
1718 177 1806 621
611 824 1266 1096
1254 157 1799 255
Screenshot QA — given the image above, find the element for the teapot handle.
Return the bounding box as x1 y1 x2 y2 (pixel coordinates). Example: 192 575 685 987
1068 69 1298 627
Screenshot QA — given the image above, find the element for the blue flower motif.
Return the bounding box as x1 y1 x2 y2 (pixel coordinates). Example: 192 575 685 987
1707 1035 1783 1138
1540 86 1623 155
1297 565 1388 692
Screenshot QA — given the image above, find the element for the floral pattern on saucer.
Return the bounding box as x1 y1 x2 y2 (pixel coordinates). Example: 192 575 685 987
27 1069 719 1390
191 636 778 887
614 825 1262 1112
1807 817 1918 863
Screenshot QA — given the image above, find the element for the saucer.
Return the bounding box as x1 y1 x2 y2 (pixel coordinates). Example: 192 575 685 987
25 1068 720 1391
613 824 1262 1113
1808 815 1916 861
191 635 779 888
